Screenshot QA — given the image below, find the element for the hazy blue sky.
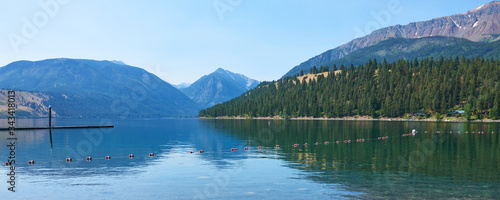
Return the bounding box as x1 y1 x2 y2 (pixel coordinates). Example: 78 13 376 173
0 0 492 84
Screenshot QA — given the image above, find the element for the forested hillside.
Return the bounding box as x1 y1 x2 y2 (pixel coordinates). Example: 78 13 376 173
200 57 500 120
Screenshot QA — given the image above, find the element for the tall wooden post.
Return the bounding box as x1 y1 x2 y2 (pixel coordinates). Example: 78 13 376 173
49 105 52 129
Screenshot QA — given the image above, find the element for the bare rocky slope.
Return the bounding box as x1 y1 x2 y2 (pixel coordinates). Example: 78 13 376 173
284 1 500 77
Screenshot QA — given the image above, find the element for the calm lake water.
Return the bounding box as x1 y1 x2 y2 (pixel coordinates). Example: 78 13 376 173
1 119 499 199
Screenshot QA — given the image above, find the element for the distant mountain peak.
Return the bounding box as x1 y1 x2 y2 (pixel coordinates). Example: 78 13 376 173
181 68 260 108
109 60 127 65
173 82 191 89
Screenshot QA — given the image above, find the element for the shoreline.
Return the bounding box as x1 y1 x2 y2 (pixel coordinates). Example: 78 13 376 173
199 116 500 123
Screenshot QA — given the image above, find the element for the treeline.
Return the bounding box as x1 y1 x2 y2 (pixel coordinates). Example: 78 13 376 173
199 57 500 120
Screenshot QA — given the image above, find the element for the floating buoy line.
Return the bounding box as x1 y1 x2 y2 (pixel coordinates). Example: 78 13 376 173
3 130 495 167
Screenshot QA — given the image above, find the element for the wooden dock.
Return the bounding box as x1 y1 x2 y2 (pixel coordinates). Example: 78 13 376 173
0 125 114 131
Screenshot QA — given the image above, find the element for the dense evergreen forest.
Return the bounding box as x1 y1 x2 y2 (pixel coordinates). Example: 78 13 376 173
199 57 500 120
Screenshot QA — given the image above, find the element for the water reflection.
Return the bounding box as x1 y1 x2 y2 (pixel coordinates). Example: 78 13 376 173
200 119 500 199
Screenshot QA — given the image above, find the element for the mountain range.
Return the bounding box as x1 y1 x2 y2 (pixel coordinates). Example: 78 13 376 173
283 1 500 77
181 68 259 108
0 59 200 118
323 36 500 68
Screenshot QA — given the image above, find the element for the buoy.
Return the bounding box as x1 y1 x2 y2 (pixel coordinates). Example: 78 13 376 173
294 144 299 147
336 141 339 144
344 140 347 143
28 160 35 165
199 150 204 153
466 131 468 133
258 146 261 149
231 148 235 151
348 140 351 143
86 157 92 161
276 145 280 148
105 156 111 160
315 142 318 145
244 147 248 150
362 139 365 142
129 154 134 158
378 137 381 140
304 143 308 146
149 153 154 157
458 131 460 133
189 151 193 154
5 162 10 166
66 158 72 162
450 131 452 133
324 141 329 145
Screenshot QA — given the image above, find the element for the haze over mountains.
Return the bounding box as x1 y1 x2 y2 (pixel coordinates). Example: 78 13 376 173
181 68 259 108
0 59 259 118
0 59 200 118
284 1 500 77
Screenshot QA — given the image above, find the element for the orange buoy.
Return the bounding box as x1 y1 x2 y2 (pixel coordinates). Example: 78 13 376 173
276 145 280 148
129 154 134 158
66 158 72 162
199 150 204 153
149 153 155 157
5 162 10 166
28 160 34 165
244 147 248 150
86 157 92 161
105 156 111 160
189 151 193 154
258 146 261 149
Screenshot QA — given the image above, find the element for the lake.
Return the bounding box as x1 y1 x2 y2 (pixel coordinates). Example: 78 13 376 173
1 119 499 199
